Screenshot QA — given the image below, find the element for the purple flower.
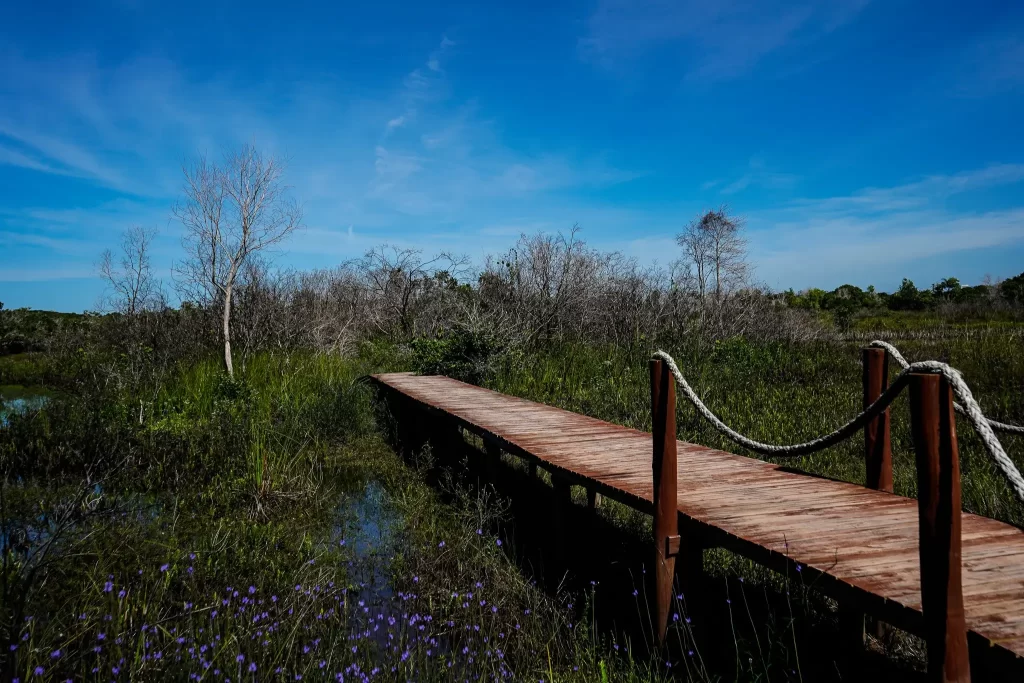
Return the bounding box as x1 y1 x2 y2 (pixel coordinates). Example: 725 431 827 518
496 539 502 547
34 667 45 676
438 541 445 548
796 564 803 573
51 649 61 658
249 586 256 594
248 663 257 672
118 589 126 599
236 654 244 662
160 564 170 572
103 581 113 593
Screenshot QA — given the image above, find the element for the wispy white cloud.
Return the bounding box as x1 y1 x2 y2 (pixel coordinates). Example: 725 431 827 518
951 34 1024 97
579 0 871 81
615 163 1024 290
716 158 799 195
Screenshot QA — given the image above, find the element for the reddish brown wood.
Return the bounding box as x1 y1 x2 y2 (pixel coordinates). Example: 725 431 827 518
863 347 893 493
369 373 1024 668
909 373 971 683
650 359 679 646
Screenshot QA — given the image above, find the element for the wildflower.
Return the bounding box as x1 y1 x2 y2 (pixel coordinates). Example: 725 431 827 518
496 539 502 547
51 649 61 658
34 667 45 676
190 553 196 560
160 564 170 572
248 663 257 673
236 654 245 662
438 541 445 548
104 581 113 593
796 564 803 573
249 586 257 594
118 589 126 599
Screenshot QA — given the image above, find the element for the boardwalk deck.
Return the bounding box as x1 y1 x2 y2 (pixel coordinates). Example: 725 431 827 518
371 372 1024 670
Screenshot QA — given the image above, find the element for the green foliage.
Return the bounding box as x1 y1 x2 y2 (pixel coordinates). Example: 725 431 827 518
1003 271 1024 305
782 272 1024 328
411 327 501 384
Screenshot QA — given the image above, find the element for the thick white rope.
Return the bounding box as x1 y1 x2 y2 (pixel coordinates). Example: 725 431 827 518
652 349 1024 505
868 340 1024 436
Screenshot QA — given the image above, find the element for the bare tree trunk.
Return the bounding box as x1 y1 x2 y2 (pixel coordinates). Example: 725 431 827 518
223 285 234 377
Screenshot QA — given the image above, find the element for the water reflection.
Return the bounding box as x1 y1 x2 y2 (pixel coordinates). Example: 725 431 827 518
0 385 52 425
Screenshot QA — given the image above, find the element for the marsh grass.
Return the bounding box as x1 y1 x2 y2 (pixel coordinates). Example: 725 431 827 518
2 349 671 682
3 324 1021 681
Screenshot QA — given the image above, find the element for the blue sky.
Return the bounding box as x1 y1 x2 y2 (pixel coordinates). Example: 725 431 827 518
2 0 1023 312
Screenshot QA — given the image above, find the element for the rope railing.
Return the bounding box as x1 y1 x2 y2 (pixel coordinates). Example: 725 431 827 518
868 340 1024 436
652 342 1024 505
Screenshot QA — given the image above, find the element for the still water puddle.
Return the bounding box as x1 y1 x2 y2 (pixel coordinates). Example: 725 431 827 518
0 385 53 425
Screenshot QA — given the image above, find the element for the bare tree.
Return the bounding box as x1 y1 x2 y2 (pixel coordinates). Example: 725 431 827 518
358 245 468 340
701 207 748 299
174 144 303 377
676 216 711 304
98 226 162 315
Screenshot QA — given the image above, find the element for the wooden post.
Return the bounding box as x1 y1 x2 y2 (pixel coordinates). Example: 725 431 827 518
860 347 894 645
863 347 893 493
909 373 971 683
586 487 601 510
650 359 679 647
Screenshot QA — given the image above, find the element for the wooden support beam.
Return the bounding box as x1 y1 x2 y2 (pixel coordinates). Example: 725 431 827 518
586 487 601 510
909 373 971 683
484 441 501 487
650 359 679 647
550 474 572 577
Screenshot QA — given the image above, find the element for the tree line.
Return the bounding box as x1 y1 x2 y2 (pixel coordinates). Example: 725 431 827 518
4 144 1023 377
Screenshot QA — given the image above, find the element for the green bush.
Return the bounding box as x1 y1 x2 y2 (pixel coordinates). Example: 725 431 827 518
410 328 501 384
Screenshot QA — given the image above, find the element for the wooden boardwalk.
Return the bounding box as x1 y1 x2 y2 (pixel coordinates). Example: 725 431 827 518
371 371 1024 675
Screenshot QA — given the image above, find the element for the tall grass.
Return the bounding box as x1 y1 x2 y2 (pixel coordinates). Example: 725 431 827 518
2 349 670 681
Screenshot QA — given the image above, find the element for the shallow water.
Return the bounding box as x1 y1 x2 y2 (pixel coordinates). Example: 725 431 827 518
0 384 52 425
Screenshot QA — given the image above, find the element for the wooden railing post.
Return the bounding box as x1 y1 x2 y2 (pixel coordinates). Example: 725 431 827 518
863 347 893 493
650 359 679 646
909 373 971 683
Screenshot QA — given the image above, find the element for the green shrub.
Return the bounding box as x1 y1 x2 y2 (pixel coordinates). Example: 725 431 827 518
411 328 501 384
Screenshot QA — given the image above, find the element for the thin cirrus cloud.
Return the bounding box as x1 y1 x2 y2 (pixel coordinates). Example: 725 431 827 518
618 163 1024 292
578 0 872 81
